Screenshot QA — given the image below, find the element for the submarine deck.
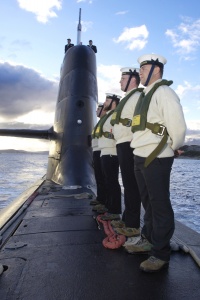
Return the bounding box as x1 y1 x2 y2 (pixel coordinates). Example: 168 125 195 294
0 179 200 300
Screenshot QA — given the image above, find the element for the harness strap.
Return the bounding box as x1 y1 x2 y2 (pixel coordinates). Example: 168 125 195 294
102 131 114 139
124 71 133 92
119 118 132 127
110 88 144 126
144 64 156 86
94 110 114 138
144 122 168 167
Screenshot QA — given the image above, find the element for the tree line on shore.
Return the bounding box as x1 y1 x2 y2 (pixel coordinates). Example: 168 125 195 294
0 146 200 158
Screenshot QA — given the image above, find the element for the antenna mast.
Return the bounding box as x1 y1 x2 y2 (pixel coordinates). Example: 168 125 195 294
77 8 82 45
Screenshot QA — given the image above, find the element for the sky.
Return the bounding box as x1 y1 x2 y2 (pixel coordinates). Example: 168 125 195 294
0 0 200 151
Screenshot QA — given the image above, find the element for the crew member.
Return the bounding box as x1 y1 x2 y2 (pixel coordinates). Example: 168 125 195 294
126 54 187 273
64 38 74 53
91 103 107 213
87 40 97 53
110 68 143 239
96 93 122 221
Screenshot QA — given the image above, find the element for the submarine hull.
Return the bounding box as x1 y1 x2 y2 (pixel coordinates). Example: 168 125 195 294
46 45 98 187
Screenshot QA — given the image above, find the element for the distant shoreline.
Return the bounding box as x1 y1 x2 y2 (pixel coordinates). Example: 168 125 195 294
0 145 200 159
177 156 200 160
0 149 48 155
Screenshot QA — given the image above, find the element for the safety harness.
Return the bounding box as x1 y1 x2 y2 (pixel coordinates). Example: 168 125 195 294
131 79 173 167
92 120 100 139
93 110 115 139
110 88 144 127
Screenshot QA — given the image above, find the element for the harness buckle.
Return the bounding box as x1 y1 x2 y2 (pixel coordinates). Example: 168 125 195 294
104 132 114 139
107 132 113 139
157 125 166 136
125 119 132 127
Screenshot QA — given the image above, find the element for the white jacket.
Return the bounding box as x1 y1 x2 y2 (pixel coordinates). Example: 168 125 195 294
98 111 117 156
113 89 142 144
92 137 100 152
131 79 187 158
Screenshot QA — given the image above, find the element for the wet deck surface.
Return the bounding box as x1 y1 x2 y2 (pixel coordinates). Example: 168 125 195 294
0 181 200 300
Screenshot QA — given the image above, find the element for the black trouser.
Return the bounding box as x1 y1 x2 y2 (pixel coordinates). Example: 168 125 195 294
101 155 121 214
116 142 141 228
93 151 106 205
134 155 174 261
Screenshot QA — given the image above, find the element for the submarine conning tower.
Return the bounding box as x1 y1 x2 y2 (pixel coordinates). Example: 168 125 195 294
46 45 98 187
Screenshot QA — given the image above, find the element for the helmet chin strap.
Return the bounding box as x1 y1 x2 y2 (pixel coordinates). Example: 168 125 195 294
106 94 119 111
107 99 114 111
124 70 133 92
144 64 156 87
97 106 104 117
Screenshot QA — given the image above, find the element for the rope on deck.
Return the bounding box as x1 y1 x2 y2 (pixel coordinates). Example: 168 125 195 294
97 215 126 249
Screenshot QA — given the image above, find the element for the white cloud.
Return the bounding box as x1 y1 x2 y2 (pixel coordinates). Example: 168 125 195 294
0 136 49 151
0 61 58 121
187 120 200 131
77 0 93 3
176 81 200 99
113 25 149 50
176 82 200 120
175 81 200 139
16 110 54 125
165 17 200 59
97 64 124 102
17 0 62 23
115 11 129 15
185 120 200 145
175 81 192 97
81 21 93 32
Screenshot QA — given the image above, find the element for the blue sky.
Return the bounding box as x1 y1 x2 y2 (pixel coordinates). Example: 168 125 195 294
0 0 200 150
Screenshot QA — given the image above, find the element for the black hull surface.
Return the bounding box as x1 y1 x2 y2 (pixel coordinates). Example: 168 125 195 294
47 45 97 187
0 181 200 300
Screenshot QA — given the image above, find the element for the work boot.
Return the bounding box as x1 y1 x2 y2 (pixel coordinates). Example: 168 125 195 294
96 206 108 213
140 256 169 272
111 220 125 228
100 213 120 221
115 227 140 237
125 237 152 254
92 204 105 211
90 199 100 205
123 236 141 247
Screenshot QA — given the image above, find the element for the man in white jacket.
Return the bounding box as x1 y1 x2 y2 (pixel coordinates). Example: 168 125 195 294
97 93 122 221
126 54 187 273
111 68 143 239
91 103 107 212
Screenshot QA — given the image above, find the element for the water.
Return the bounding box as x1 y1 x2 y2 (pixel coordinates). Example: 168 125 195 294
0 152 48 209
170 158 200 233
0 153 199 233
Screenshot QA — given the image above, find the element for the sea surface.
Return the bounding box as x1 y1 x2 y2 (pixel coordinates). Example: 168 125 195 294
0 153 199 234
0 153 48 209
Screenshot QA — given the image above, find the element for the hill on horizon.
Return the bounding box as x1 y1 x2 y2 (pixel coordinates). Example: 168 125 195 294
0 149 49 154
0 145 200 158
179 145 200 158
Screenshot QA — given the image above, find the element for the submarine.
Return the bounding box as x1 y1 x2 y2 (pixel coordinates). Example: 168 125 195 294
0 9 200 300
0 8 97 188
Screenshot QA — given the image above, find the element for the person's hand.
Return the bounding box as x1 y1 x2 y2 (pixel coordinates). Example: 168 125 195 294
174 149 184 158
